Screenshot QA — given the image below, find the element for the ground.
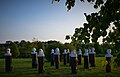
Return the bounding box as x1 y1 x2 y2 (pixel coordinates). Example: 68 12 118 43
0 57 120 77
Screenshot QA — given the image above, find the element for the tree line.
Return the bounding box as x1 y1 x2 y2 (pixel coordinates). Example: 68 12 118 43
0 40 117 60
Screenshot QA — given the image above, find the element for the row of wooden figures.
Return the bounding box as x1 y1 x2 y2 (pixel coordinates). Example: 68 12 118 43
50 48 96 68
4 48 113 74
50 48 113 73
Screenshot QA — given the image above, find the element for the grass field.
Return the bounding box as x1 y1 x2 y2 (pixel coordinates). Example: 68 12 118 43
0 57 120 77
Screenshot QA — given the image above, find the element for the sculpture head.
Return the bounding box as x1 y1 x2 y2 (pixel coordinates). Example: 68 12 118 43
5 48 12 56
39 49 43 54
6 48 11 54
107 49 111 54
88 49 91 52
84 49 88 56
70 49 77 57
63 49 67 54
54 48 60 55
67 49 70 53
51 49 54 54
105 49 113 58
91 47 95 52
64 49 67 53
38 49 45 57
78 49 82 55
55 48 60 52
32 48 36 52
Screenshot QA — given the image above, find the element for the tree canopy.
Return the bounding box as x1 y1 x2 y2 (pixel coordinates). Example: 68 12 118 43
53 0 120 49
53 0 120 66
10 43 20 57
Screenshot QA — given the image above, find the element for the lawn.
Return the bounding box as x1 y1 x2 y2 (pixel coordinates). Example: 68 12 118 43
0 57 120 77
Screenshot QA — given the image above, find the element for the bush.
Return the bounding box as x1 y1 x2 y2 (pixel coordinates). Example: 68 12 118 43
114 52 120 67
19 50 31 58
0 52 5 58
96 54 105 57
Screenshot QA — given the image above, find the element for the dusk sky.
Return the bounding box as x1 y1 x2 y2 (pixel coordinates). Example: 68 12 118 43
0 0 99 43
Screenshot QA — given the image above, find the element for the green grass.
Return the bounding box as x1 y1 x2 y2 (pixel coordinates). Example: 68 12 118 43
0 57 120 77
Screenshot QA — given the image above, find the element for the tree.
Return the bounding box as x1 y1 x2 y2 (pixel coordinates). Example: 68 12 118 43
10 43 20 57
36 41 45 52
64 43 75 51
45 40 64 61
53 0 120 66
65 35 70 40
20 40 27 47
0 44 6 58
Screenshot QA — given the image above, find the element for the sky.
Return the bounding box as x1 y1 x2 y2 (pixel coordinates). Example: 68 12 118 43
0 0 99 43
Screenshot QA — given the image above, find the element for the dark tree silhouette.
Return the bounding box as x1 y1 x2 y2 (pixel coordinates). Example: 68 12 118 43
53 0 120 66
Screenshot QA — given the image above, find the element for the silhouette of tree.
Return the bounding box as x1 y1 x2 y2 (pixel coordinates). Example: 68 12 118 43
53 0 120 66
10 43 20 57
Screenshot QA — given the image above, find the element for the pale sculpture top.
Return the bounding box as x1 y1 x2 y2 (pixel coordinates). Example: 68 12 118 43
63 49 67 54
5 48 12 56
31 48 37 54
70 49 77 57
105 49 113 57
91 47 96 54
54 48 60 55
51 49 54 54
67 49 70 53
38 49 45 57
78 49 82 55
84 49 88 56
88 49 92 54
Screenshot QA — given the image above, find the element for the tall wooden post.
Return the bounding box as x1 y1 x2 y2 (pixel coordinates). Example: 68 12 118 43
105 49 113 73
70 50 78 74
31 48 37 68
88 49 92 65
78 49 82 65
5 48 13 72
63 49 67 65
90 48 96 67
38 49 45 74
67 49 70 63
54 48 60 69
50 49 54 66
84 49 89 69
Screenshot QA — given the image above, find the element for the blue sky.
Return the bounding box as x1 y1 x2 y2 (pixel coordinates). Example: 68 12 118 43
0 0 99 43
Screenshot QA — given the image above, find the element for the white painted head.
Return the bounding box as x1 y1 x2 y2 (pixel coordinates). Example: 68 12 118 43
88 49 92 54
105 49 113 57
70 49 77 57
88 49 91 52
78 49 82 55
92 48 95 52
32 48 36 52
5 48 12 56
31 48 37 54
7 48 11 54
63 49 67 54
107 49 111 54
91 47 96 54
51 49 54 54
54 48 60 55
84 49 88 56
38 49 45 57
67 49 70 53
